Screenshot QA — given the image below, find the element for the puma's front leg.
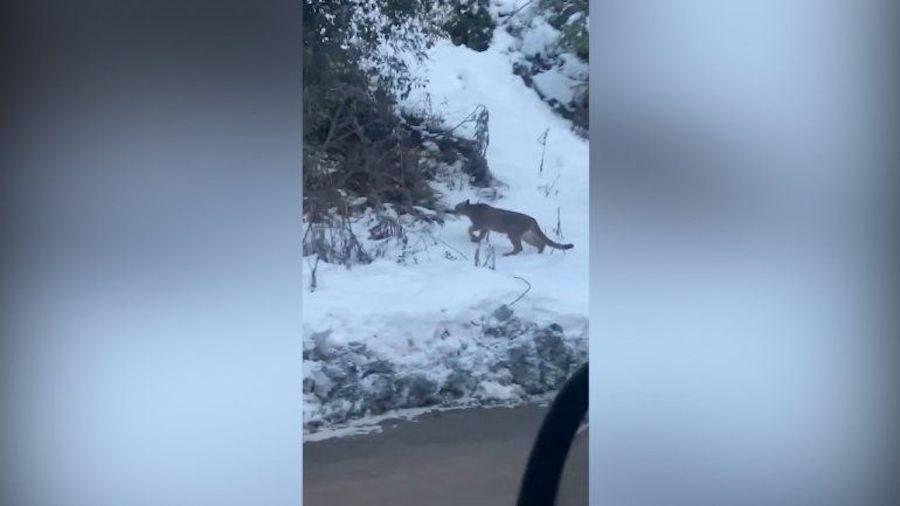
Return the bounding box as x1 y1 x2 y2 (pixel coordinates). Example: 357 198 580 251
468 225 483 242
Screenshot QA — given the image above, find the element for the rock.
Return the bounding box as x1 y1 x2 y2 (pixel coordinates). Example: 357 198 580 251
493 304 514 322
535 326 570 370
313 375 334 399
347 341 368 354
307 329 334 361
483 325 503 338
493 367 513 386
534 324 574 389
332 383 361 407
361 373 396 414
362 359 394 377
398 374 440 407
507 343 544 395
302 377 316 395
441 370 476 400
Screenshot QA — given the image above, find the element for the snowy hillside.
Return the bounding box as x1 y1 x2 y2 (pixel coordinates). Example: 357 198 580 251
303 20 589 435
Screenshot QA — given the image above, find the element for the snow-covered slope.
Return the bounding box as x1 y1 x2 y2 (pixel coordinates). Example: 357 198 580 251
303 27 589 434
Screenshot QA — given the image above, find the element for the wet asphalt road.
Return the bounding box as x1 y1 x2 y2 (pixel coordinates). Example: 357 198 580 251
304 405 588 505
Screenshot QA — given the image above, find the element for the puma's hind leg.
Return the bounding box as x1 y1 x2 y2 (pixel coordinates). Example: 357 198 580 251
523 229 545 253
504 234 524 256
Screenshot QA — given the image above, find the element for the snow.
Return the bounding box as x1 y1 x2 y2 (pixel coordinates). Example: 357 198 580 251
558 52 589 81
303 26 589 435
476 380 524 401
516 16 561 58
414 30 588 307
531 69 577 106
303 406 447 443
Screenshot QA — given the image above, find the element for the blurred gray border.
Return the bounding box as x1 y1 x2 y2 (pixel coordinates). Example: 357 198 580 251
1 1 896 505
589 1 898 505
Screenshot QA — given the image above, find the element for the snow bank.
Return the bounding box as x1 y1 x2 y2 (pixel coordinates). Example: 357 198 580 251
303 302 587 430
501 3 589 121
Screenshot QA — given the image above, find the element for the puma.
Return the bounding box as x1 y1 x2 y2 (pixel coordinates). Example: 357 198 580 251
454 200 574 256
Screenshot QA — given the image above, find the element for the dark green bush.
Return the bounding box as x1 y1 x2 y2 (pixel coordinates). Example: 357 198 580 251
540 0 588 60
303 1 442 223
443 0 495 52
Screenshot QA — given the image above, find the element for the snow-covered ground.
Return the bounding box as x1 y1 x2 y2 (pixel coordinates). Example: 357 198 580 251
303 25 589 435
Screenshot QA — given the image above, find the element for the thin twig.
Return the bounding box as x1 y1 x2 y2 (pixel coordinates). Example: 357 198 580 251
502 0 533 21
440 104 487 137
508 276 532 307
321 95 348 150
538 173 561 197
537 128 549 175
554 207 562 238
307 256 319 292
484 241 496 270
428 231 469 261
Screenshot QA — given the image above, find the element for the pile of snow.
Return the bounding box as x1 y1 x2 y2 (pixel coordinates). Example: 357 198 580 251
530 52 588 105
517 15 562 59
303 300 587 430
500 2 589 119
303 27 589 435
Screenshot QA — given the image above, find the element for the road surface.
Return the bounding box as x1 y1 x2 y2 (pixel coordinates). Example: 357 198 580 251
304 405 588 505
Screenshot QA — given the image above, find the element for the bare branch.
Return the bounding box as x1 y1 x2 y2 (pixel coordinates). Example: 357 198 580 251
508 276 532 307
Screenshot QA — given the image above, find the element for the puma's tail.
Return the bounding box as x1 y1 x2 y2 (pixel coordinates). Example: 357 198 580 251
536 226 573 250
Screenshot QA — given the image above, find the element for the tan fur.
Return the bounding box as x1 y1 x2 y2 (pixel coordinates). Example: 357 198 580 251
454 200 574 256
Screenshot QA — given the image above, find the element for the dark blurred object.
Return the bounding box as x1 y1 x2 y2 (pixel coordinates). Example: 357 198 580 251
518 363 589 506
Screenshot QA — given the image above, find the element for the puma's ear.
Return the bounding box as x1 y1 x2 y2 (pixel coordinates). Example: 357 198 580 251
465 199 470 204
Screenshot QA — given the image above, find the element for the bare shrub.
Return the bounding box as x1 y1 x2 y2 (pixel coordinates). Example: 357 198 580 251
303 216 371 267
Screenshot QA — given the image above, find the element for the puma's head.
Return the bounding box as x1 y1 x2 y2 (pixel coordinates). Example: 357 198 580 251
454 199 472 215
